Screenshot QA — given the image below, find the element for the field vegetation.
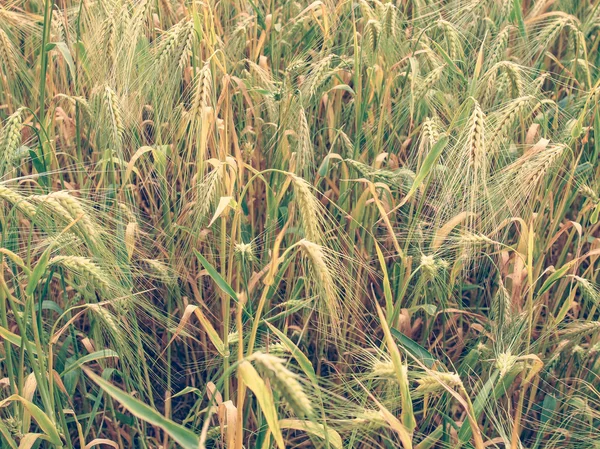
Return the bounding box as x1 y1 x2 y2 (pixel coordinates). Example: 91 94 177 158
1 0 600 447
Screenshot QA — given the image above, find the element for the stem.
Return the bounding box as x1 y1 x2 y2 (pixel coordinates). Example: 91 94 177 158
39 0 54 126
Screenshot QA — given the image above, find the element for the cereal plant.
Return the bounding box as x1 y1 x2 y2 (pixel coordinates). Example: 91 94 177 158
0 0 599 448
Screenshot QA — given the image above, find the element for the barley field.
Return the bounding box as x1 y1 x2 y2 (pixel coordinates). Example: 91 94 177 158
0 0 599 447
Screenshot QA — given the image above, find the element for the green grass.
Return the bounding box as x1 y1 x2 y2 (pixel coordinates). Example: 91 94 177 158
0 0 599 447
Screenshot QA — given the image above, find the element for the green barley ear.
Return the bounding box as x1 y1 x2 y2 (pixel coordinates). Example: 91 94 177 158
416 371 463 394
47 192 99 238
344 159 414 192
418 254 448 283
371 358 396 380
44 233 85 255
573 276 600 305
489 96 535 153
139 258 176 284
297 239 345 330
466 101 486 172
294 107 314 176
250 352 313 419
290 175 323 243
157 20 184 67
491 141 567 221
128 0 151 37
177 21 195 71
495 351 519 377
101 86 125 152
195 160 225 221
358 0 376 21
416 117 441 159
0 184 37 218
486 25 513 69
578 185 600 206
0 28 17 81
49 255 110 294
30 192 101 250
234 241 255 264
519 144 567 191
491 276 512 333
304 54 335 99
414 64 445 100
536 16 575 53
559 322 600 342
101 13 117 66
498 61 524 97
382 3 397 37
528 0 551 19
0 107 25 175
191 62 213 117
437 20 461 60
51 8 68 44
364 19 381 55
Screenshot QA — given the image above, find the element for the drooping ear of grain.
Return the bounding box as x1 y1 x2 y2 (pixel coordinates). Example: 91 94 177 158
291 175 323 243
416 371 463 394
250 352 313 419
103 86 125 151
0 0 598 446
192 63 213 117
466 101 486 173
0 108 24 175
0 184 37 218
49 256 110 293
0 28 17 80
297 239 341 328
